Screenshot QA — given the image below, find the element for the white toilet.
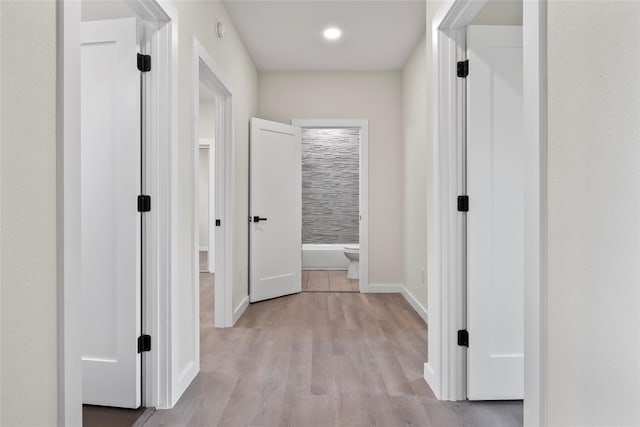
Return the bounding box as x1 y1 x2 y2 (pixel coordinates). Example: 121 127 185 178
343 244 360 279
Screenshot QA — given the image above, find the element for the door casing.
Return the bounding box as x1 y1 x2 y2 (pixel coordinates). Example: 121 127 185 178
192 38 235 332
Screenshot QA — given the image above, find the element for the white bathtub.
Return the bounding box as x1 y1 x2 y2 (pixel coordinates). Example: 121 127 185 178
302 244 355 270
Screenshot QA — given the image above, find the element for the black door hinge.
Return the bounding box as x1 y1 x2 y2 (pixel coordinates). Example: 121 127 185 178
457 60 469 78
137 53 151 72
458 329 469 347
215 219 221 226
138 195 151 212
457 195 469 212
138 335 151 353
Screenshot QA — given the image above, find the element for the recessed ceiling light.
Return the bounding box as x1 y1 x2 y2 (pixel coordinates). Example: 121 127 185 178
323 27 342 41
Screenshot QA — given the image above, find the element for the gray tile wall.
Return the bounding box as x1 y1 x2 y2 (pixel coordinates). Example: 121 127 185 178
302 128 359 244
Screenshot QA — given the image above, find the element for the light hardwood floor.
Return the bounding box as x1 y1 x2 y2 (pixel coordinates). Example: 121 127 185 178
83 405 153 427
146 273 522 427
303 270 359 292
200 251 208 272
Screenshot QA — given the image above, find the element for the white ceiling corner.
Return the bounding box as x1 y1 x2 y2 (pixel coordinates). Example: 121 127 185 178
222 0 427 71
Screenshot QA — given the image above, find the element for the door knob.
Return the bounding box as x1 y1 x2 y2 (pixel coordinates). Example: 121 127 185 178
253 216 268 223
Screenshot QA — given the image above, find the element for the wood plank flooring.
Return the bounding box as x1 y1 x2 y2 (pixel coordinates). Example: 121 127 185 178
146 274 522 427
83 405 153 427
200 251 208 272
303 270 359 292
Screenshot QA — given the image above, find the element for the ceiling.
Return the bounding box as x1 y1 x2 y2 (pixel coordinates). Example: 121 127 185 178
222 0 427 71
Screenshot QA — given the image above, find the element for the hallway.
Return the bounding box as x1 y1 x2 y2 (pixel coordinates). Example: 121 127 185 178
146 283 522 426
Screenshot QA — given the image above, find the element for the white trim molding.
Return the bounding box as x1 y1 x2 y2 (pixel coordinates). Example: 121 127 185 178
429 0 483 401
400 286 429 325
523 1 548 425
57 2 83 424
291 119 369 294
192 38 235 332
364 284 403 293
171 360 198 409
232 296 250 325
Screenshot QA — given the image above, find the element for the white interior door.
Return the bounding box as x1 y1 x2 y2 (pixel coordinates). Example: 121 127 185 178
466 25 524 400
250 118 301 303
81 17 142 408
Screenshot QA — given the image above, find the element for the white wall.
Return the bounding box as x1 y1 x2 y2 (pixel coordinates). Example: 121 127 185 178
472 0 522 25
258 71 404 286
199 99 215 138
546 2 640 425
1 1 58 425
169 0 257 399
401 34 428 310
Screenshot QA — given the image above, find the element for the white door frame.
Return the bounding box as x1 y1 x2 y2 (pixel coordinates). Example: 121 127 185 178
426 0 547 425
290 119 369 292
57 0 179 422
192 38 235 330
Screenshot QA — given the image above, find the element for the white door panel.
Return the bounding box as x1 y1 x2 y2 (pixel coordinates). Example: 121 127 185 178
81 17 141 408
467 25 524 400
250 118 301 303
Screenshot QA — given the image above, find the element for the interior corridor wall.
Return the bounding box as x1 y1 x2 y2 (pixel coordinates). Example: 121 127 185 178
401 34 428 311
258 71 404 286
199 99 215 138
0 1 58 424
168 0 257 400
546 2 640 424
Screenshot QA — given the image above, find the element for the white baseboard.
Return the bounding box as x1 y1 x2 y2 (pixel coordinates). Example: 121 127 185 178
361 283 403 293
362 284 428 324
424 363 440 399
232 296 249 325
199 246 208 251
400 286 428 324
172 360 198 407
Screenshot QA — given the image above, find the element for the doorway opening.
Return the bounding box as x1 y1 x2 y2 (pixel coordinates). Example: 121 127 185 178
191 38 235 333
78 1 171 424
197 87 216 331
292 119 369 293
427 0 545 424
59 0 177 423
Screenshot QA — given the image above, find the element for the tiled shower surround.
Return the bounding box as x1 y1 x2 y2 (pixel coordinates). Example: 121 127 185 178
302 128 359 244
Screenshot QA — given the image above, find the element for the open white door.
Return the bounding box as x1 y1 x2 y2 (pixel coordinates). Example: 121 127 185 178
81 17 142 408
466 25 524 400
250 118 301 303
